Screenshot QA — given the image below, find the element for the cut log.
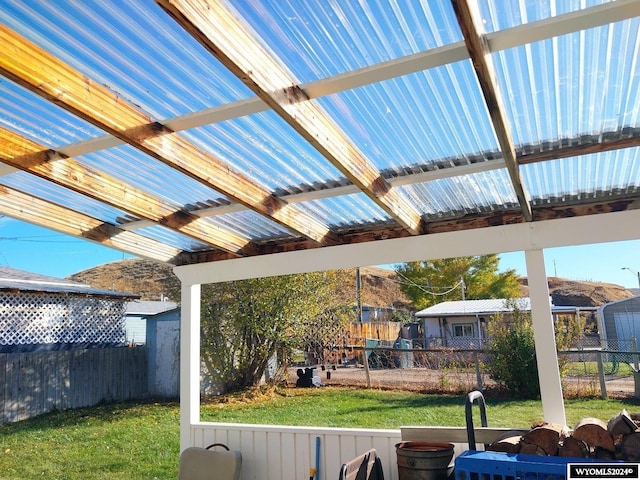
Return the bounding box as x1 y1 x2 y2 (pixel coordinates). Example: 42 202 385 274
607 410 637 436
573 417 615 453
519 442 546 455
521 423 567 456
489 431 522 453
621 432 640 462
558 436 589 458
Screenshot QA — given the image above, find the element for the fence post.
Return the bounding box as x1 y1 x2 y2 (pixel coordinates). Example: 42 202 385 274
363 348 371 388
596 350 607 400
475 352 483 391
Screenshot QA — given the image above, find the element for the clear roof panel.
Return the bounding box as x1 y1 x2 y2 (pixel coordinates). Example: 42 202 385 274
2 0 252 120
0 171 130 223
229 0 462 82
296 194 391 229
494 17 640 148
400 169 519 217
1 80 104 146
182 112 346 193
522 148 640 202
78 146 230 209
133 224 212 252
318 61 498 172
213 210 297 242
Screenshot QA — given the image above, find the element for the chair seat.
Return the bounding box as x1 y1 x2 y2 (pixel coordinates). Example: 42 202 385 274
179 443 242 480
339 448 384 480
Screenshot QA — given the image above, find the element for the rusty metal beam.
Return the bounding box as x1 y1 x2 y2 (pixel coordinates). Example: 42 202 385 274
451 0 533 222
0 24 335 246
156 0 424 236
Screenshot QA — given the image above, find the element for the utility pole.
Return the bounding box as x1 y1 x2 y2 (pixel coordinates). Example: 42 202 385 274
461 275 466 301
356 267 362 322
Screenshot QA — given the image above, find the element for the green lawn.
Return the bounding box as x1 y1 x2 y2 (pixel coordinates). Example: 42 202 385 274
1 388 638 479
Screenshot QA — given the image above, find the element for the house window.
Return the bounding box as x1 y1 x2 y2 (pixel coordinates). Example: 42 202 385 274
453 324 474 337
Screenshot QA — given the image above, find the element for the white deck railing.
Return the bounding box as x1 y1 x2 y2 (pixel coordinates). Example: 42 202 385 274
189 422 525 480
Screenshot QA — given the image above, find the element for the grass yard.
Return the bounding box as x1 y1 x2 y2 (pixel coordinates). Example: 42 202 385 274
1 388 639 479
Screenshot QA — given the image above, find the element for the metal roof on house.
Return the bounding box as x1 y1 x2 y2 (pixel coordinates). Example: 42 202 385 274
125 300 178 316
0 266 137 298
0 1 638 269
414 297 587 317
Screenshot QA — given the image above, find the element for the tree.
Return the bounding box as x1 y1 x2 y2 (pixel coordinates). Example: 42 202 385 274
394 255 520 310
200 271 351 394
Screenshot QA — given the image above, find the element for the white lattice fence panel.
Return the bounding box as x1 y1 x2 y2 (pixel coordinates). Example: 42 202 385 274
0 292 126 346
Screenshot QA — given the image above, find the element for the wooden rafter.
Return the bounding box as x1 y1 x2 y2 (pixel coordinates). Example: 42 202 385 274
0 127 253 256
451 0 533 222
0 186 181 262
0 24 335 246
156 0 424 236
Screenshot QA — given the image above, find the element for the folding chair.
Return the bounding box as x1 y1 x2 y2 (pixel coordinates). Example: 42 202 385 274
178 443 242 480
339 448 384 480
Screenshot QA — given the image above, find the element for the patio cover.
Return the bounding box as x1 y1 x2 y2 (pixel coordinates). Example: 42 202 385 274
1 0 640 450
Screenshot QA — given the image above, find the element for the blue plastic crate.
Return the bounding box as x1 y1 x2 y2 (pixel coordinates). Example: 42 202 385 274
454 450 616 480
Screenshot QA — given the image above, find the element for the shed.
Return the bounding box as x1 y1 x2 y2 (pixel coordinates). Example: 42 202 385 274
415 298 595 349
597 295 640 352
124 299 178 346
0 266 137 353
146 307 180 398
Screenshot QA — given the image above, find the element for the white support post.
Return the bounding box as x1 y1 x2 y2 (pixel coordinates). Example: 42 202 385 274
180 282 201 453
525 249 567 426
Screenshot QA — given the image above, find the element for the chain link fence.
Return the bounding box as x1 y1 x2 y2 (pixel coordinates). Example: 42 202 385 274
289 338 639 399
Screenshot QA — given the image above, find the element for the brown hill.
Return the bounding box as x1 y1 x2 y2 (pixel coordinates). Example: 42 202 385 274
67 260 409 306
68 259 632 308
518 276 632 307
68 259 180 301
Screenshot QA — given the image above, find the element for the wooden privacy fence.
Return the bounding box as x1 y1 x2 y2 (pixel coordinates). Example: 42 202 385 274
0 346 147 424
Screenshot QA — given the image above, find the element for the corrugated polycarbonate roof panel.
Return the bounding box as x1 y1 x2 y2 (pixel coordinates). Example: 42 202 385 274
181 112 347 193
2 0 252 121
0 80 104 146
78 146 230 209
133 224 212 252
295 193 392 229
522 148 640 202
493 17 640 148
317 62 499 173
399 169 519 217
0 171 132 223
229 0 463 81
212 210 297 242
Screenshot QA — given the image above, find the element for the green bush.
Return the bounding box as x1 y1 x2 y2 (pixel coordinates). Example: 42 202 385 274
485 301 540 398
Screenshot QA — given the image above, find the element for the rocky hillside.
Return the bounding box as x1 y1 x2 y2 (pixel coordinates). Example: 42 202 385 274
68 259 633 307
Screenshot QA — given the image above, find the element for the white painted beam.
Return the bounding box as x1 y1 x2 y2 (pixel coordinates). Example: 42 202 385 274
525 249 566 425
180 282 201 453
174 209 640 285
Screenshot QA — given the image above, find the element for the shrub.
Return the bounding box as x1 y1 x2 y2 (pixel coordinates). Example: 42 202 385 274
485 300 540 398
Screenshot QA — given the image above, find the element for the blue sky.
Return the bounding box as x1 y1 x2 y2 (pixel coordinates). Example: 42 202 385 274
1 216 638 289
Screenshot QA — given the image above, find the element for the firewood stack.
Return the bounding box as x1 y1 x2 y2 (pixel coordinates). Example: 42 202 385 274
488 410 640 461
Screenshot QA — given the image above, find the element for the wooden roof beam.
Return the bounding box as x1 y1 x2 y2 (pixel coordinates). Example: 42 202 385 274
0 24 335 246
156 0 424 236
0 127 252 256
451 0 533 222
0 186 181 263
